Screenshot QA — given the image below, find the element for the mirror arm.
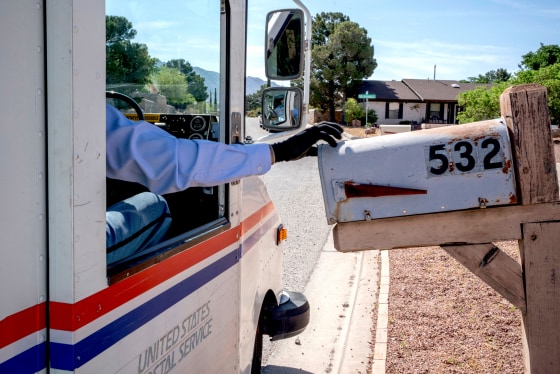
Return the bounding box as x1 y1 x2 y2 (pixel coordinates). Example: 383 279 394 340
293 0 312 126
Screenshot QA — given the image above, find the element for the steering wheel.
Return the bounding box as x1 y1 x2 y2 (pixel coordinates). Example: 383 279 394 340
105 91 144 121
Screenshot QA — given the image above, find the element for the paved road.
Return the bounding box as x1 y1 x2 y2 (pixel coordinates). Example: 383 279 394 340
246 117 331 292
246 117 333 365
245 118 381 373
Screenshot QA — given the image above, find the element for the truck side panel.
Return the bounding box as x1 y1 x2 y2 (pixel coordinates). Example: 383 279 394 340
1 1 305 372
44 199 281 372
49 235 243 372
46 0 107 303
0 1 48 372
239 177 284 371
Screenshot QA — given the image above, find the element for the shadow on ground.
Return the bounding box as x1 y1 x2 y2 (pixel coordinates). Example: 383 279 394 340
262 365 313 374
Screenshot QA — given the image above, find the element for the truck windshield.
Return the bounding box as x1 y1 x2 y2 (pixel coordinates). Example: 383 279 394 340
105 1 220 116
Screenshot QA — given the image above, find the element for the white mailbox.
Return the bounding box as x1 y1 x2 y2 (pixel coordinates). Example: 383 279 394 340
318 119 517 224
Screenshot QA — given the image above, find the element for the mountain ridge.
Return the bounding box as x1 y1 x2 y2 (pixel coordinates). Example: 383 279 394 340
193 66 276 98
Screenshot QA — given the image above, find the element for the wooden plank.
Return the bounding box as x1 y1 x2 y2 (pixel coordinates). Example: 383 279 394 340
519 222 560 372
333 202 560 252
500 84 558 204
441 243 526 313
500 85 559 373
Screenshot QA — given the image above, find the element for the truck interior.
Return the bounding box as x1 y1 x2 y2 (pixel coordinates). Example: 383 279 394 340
104 1 226 281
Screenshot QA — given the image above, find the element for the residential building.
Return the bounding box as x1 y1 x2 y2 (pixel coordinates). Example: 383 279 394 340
358 79 490 126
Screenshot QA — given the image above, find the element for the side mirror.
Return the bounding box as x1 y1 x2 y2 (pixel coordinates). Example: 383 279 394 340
265 9 304 80
260 87 302 131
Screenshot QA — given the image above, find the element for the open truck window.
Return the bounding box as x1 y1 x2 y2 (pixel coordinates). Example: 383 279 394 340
105 1 225 281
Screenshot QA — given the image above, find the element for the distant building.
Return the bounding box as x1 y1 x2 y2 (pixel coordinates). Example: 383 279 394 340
358 79 490 125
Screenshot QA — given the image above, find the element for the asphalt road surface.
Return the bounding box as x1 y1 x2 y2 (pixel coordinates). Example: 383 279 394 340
246 117 331 291
245 117 334 364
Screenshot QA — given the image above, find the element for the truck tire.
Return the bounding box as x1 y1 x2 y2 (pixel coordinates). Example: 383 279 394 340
251 323 263 374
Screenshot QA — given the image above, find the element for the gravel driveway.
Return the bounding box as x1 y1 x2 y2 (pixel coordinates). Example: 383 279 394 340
385 142 560 373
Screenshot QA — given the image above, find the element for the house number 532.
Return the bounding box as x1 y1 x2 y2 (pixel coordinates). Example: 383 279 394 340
426 138 504 177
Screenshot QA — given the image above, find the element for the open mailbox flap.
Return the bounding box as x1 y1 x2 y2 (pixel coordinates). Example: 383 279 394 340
318 119 518 224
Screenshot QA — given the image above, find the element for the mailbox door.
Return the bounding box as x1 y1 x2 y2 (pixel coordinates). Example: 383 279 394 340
319 120 517 224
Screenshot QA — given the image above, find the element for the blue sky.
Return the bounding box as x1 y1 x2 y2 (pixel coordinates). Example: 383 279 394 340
107 0 560 82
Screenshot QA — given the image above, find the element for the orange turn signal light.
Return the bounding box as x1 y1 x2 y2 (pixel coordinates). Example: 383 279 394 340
277 224 288 245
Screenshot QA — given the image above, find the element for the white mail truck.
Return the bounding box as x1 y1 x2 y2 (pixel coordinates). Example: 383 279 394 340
0 1 311 372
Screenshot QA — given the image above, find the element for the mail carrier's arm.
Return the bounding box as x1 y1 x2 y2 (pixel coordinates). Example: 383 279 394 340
106 104 273 195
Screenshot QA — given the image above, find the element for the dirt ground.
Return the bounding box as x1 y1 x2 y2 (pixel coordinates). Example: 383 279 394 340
385 244 523 373
342 127 560 373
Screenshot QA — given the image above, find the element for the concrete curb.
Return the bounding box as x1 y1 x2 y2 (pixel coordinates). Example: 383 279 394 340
371 250 390 373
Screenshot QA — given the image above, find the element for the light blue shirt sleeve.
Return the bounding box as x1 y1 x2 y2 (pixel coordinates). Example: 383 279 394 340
106 104 272 195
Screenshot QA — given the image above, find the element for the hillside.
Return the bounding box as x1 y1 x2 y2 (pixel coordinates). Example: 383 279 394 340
193 66 275 97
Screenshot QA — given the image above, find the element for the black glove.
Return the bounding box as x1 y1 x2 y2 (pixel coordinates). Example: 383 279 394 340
271 122 343 162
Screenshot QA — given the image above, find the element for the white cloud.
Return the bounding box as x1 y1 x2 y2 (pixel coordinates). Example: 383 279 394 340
135 20 177 31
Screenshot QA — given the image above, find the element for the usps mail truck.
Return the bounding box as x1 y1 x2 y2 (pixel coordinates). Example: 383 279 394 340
0 1 311 372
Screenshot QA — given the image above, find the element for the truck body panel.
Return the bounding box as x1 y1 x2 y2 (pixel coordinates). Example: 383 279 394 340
1 1 309 372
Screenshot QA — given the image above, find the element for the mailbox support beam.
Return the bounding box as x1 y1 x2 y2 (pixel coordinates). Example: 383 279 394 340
518 222 560 372
500 85 560 373
333 202 560 251
441 243 526 313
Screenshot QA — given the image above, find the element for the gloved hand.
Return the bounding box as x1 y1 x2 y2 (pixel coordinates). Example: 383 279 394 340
271 122 343 162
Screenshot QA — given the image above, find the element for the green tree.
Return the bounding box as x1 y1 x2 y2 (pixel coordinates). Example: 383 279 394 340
520 43 560 71
467 68 511 83
456 82 510 123
495 68 512 82
165 59 208 102
458 45 560 126
106 15 156 93
516 63 560 125
106 15 136 44
311 12 349 47
362 109 378 126
153 66 194 108
245 84 268 114
311 15 377 121
343 98 364 123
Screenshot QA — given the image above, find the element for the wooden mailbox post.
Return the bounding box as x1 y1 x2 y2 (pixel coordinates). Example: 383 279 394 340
323 84 560 373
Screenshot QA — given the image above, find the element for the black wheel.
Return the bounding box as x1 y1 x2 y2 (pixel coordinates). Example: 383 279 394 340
251 322 263 374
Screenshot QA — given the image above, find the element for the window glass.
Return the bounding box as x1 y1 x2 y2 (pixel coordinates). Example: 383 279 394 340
105 1 220 116
105 1 224 275
388 102 400 119
429 103 442 121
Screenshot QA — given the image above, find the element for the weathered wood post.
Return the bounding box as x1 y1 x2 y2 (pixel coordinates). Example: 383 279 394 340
500 84 560 373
